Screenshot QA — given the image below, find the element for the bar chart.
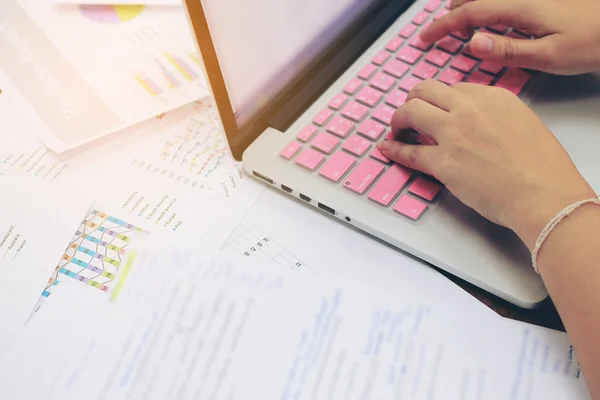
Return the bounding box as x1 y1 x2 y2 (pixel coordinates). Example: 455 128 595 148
133 52 203 97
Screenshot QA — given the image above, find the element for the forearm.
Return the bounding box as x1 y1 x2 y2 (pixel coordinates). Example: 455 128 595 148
535 204 600 398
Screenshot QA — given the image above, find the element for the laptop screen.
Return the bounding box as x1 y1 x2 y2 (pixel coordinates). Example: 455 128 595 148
201 0 384 127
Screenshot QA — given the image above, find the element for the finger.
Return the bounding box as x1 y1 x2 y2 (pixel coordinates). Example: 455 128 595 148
391 99 450 142
451 0 479 39
376 141 440 176
407 79 465 112
450 81 489 95
421 0 536 43
468 32 557 70
450 0 476 10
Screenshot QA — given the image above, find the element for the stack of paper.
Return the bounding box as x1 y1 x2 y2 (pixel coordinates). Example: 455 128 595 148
0 0 266 366
0 243 591 399
0 1 207 152
0 1 593 398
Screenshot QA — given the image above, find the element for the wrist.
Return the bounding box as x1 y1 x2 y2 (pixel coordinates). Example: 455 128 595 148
535 203 600 275
509 186 598 252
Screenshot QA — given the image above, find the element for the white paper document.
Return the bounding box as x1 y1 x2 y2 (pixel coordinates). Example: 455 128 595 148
0 244 591 399
0 84 266 318
54 0 180 5
0 2 207 152
0 88 256 209
0 176 92 355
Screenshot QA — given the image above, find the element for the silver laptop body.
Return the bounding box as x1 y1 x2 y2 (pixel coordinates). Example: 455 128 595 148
184 0 600 308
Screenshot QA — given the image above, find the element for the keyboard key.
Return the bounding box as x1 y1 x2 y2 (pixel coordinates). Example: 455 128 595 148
295 147 325 171
451 31 472 41
409 36 433 51
393 195 428 220
494 68 531 95
370 147 391 164
436 36 462 54
326 116 355 138
467 70 494 85
383 59 410 78
344 78 363 95
413 61 439 79
368 164 413 206
479 60 504 75
356 87 384 107
341 101 370 122
313 108 333 126
311 132 340 154
425 0 442 12
344 159 385 194
280 141 302 159
343 135 372 157
450 55 478 73
372 104 396 125
370 72 397 92
399 23 418 38
421 21 434 32
438 69 465 85
409 176 443 201
398 75 423 92
434 9 449 19
358 63 378 80
488 24 508 34
397 47 423 64
357 119 386 140
385 90 408 107
296 125 317 142
372 50 391 66
319 151 356 182
425 48 451 67
386 37 404 52
412 11 430 26
462 45 481 60
328 93 349 110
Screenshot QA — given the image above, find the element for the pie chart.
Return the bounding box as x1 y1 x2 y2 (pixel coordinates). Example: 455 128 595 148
80 5 145 24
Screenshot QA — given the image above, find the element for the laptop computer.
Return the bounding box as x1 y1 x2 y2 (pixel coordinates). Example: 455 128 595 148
182 0 600 308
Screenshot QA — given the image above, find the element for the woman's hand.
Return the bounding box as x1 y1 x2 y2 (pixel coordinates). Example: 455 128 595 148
377 80 596 248
421 0 600 75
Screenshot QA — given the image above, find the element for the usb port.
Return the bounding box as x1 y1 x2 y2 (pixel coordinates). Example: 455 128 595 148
299 193 311 203
318 203 335 215
281 184 293 194
252 171 273 184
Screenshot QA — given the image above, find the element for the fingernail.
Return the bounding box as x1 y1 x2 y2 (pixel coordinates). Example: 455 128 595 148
470 33 493 53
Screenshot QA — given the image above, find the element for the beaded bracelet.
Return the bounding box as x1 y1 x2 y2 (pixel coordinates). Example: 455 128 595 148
531 196 600 273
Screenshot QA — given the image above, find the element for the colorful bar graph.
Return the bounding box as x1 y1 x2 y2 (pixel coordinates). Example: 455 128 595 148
155 58 181 88
41 210 143 304
134 73 163 96
165 53 199 81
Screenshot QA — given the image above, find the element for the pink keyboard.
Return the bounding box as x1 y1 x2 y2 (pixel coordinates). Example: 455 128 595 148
279 0 536 222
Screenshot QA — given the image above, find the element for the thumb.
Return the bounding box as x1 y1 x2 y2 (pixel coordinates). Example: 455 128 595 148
469 32 554 70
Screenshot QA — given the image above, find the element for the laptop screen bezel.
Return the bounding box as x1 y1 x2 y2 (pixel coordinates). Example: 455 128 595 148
182 0 414 161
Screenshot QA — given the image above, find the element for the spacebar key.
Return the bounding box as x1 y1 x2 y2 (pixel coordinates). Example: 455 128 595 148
343 158 385 194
